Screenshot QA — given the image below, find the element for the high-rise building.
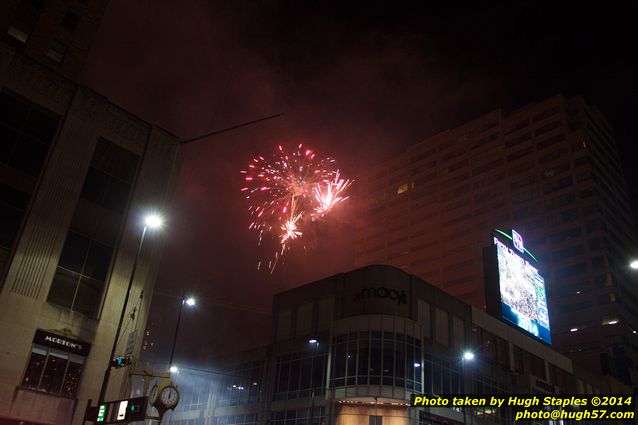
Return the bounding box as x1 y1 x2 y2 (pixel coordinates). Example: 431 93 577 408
0 2 181 425
353 95 638 386
1 0 108 81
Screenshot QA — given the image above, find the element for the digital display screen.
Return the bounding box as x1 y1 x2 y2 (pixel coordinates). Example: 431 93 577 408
494 236 551 344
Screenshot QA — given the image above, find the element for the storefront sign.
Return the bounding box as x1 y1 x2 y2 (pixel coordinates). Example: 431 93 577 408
533 377 558 394
33 329 91 356
352 287 408 305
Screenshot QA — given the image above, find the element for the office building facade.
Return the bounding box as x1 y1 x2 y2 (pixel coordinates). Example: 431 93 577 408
0 1 181 424
352 95 638 386
165 265 626 425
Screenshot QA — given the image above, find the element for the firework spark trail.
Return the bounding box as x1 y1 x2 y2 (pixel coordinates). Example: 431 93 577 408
313 171 352 217
241 144 353 272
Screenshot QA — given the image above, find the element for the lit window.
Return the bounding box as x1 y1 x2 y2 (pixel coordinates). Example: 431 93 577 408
397 183 408 195
5 1 42 47
21 332 87 398
6 25 29 43
46 40 67 64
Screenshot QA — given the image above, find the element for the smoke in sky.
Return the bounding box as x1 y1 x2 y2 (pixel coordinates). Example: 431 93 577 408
83 0 638 360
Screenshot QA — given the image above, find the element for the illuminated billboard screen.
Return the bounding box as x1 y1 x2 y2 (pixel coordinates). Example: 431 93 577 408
492 235 551 344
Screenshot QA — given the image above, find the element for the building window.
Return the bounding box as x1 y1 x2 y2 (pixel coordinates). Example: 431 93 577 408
175 372 216 412
274 346 327 401
47 231 113 316
542 163 570 178
61 9 80 31
6 26 29 44
504 120 528 135
537 133 565 150
0 91 59 272
21 345 84 397
47 139 138 317
539 148 567 164
80 139 139 214
532 107 560 123
270 408 324 425
512 346 545 378
46 40 67 64
330 331 422 391
217 414 259 425
369 416 382 425
534 120 562 137
0 90 59 176
423 353 461 395
217 361 264 406
504 132 531 148
4 0 42 47
397 183 408 195
506 146 533 162
0 183 30 267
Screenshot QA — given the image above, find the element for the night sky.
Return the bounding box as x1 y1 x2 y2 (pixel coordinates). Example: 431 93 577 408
81 1 638 365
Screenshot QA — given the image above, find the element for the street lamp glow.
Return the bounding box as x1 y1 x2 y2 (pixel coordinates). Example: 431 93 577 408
185 297 196 307
169 365 178 373
308 339 318 344
144 214 163 229
630 260 638 270
414 362 421 368
462 351 475 361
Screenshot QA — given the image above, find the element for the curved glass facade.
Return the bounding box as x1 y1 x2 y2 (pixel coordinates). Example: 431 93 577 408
274 346 328 400
331 331 422 391
216 361 264 407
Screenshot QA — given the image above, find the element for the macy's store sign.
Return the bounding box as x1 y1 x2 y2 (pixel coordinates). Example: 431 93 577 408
352 287 408 305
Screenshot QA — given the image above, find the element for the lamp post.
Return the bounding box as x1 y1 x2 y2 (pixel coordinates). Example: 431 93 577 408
461 351 475 425
98 213 163 404
168 290 196 373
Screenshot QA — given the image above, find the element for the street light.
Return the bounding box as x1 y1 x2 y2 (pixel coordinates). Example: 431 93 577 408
169 365 179 374
461 350 475 424
630 260 638 270
144 213 163 229
168 290 196 372
98 213 163 404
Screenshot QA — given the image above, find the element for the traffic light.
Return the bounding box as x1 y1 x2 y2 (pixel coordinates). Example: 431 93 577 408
126 397 146 421
97 403 107 422
110 356 132 368
85 397 147 423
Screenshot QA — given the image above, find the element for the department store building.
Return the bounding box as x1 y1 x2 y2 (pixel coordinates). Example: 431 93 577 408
167 265 627 425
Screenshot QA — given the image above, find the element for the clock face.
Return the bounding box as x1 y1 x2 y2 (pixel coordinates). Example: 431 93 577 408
149 384 159 403
160 385 180 408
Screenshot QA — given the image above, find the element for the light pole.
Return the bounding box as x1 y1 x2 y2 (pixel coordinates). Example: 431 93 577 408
168 290 196 373
98 213 163 404
461 351 475 425
308 339 319 425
